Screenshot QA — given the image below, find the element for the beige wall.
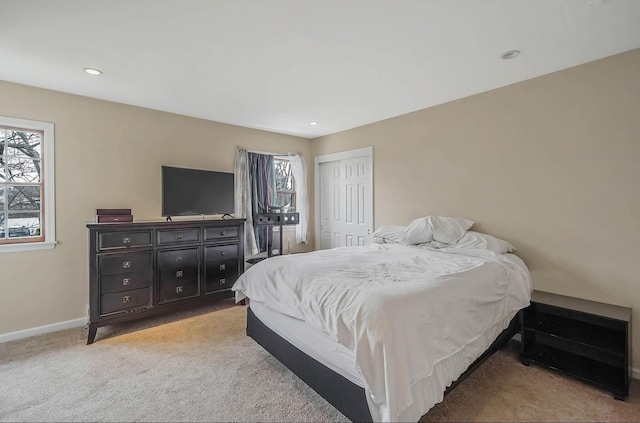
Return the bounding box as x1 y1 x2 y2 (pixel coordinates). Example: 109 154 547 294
312 49 640 370
2 48 639 371
0 81 313 336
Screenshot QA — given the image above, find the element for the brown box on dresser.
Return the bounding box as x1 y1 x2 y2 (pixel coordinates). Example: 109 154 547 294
96 208 133 223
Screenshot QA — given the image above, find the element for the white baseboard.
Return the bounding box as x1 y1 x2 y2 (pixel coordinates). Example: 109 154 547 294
0 317 86 343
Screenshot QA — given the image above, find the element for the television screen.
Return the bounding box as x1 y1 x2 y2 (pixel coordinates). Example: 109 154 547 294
162 166 234 217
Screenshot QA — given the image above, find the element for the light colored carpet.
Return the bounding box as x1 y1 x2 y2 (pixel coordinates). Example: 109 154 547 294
0 300 638 422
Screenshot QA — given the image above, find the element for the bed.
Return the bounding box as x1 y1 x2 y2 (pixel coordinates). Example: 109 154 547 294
232 221 532 422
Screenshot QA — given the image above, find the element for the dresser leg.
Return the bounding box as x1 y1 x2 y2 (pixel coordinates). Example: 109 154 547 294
87 323 98 345
614 394 625 401
519 356 531 366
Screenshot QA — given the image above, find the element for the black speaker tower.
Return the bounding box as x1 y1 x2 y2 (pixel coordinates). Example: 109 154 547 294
254 207 300 258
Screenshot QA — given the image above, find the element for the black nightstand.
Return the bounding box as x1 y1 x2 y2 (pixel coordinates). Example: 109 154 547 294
521 290 631 400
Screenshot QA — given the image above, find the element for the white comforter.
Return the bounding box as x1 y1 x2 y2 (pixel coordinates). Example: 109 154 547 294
233 244 532 422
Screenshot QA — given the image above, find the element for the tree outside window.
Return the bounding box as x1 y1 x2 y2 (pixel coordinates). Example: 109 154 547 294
0 126 44 243
273 158 295 212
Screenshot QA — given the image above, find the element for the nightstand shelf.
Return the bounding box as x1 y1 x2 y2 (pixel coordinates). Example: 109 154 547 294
521 290 631 400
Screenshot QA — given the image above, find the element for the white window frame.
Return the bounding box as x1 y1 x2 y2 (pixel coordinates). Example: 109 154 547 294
273 155 296 232
0 116 56 253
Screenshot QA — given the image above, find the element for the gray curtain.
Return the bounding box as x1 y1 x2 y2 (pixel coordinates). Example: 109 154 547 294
234 148 258 256
248 152 276 252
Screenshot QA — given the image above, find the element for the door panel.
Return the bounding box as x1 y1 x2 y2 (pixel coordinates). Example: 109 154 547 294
318 153 372 250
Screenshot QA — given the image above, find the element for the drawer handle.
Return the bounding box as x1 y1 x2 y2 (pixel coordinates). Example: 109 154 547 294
122 261 132 269
219 278 226 285
177 233 183 240
122 237 131 244
176 255 183 262
176 286 183 294
220 231 226 236
123 296 131 304
219 264 225 271
176 270 184 278
220 251 225 256
122 278 130 286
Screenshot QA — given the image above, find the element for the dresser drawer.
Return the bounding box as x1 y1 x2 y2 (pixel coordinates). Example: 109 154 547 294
205 263 238 294
98 231 152 250
206 259 238 276
100 272 152 295
157 228 200 245
99 252 153 276
157 248 199 267
158 278 199 303
100 288 152 315
205 226 239 241
159 264 199 284
204 244 238 262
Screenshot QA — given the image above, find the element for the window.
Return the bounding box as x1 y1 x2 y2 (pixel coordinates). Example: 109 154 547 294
273 157 295 211
0 116 55 252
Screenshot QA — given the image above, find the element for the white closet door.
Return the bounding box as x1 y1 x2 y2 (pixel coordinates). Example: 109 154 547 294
317 148 372 250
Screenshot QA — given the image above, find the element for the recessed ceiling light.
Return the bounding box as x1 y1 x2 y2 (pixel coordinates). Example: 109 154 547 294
309 121 318 126
84 67 103 76
501 50 520 60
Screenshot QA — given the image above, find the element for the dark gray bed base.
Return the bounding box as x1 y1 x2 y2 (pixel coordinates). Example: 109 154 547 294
246 307 520 422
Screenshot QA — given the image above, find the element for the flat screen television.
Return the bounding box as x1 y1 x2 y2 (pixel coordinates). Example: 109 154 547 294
162 166 234 217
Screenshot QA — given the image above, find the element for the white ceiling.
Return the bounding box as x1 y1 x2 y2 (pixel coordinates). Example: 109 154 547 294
1 1 640 139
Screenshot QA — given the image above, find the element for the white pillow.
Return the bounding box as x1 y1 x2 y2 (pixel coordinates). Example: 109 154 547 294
401 217 433 245
401 216 474 245
428 216 474 244
445 231 515 254
371 225 406 244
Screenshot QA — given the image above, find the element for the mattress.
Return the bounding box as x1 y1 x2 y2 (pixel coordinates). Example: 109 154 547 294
251 300 365 387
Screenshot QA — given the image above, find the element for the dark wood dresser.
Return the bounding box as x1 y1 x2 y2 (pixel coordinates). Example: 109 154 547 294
521 290 631 399
87 218 245 344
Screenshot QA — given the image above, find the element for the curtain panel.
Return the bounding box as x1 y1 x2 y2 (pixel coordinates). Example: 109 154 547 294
248 152 276 252
234 148 259 256
290 153 309 244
